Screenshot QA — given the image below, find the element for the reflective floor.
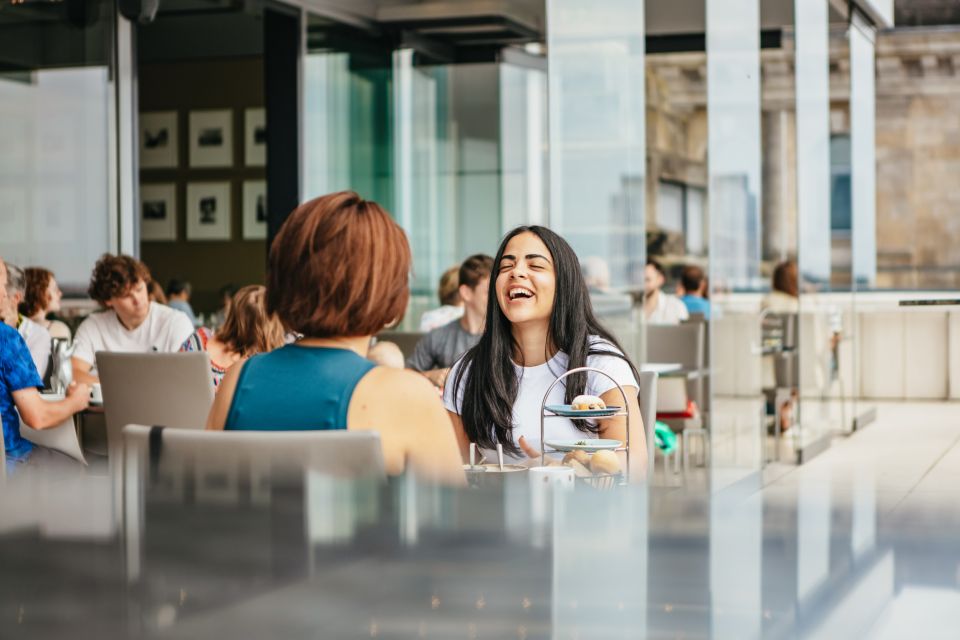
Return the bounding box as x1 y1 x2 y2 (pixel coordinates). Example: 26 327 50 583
2 402 959 639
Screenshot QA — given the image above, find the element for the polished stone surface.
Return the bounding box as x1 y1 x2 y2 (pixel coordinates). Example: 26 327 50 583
2 401 960 639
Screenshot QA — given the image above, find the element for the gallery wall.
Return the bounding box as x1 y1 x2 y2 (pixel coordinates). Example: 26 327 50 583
138 57 267 314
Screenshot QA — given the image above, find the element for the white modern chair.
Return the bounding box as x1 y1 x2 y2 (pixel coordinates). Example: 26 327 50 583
97 352 216 526
121 424 385 582
635 371 658 480
646 323 709 470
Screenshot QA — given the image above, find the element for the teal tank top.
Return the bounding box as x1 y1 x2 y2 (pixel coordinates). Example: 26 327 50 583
225 345 376 431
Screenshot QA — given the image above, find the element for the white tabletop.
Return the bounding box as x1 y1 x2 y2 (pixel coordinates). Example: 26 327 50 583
641 362 683 375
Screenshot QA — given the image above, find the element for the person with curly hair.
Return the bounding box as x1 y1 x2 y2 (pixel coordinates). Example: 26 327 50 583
72 254 194 384
21 267 71 341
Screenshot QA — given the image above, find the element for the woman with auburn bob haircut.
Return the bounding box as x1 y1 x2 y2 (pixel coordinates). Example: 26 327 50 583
206 191 464 485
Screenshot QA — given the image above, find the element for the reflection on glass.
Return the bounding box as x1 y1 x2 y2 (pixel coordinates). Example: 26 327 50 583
711 488 762 637
392 48 455 294
850 14 877 290
553 488 649 638
707 0 764 486
0 3 114 288
793 0 846 456
797 479 831 602
546 0 646 290
848 13 877 435
500 57 548 232
305 17 538 316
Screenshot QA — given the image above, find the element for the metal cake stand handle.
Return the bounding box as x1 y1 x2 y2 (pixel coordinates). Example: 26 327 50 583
538 366 631 480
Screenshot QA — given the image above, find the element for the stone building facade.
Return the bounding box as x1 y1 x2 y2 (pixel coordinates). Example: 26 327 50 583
644 24 960 290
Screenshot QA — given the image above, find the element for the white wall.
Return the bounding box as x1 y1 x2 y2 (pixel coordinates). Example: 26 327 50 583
0 69 111 289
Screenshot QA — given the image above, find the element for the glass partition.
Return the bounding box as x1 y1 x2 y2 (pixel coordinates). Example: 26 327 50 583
850 13 877 291
392 49 455 296
545 0 646 362
499 54 548 233
0 0 115 290
848 10 878 433
706 0 765 488
304 16 548 327
303 16 393 206
546 0 646 290
793 0 845 459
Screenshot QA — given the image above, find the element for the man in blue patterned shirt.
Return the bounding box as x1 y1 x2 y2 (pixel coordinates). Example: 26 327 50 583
0 258 89 468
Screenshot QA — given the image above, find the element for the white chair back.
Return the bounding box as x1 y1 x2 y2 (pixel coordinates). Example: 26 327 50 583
636 371 658 477
97 352 215 529
646 323 705 371
98 352 215 441
122 424 384 582
122 423 385 482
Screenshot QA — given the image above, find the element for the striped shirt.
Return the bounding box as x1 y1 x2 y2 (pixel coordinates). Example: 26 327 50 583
179 327 228 388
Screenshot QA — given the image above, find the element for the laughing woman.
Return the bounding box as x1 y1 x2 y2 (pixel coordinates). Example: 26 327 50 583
444 226 648 480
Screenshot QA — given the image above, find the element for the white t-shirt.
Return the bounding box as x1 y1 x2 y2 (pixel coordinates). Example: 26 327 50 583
444 338 638 463
646 292 689 325
73 302 195 373
18 316 51 379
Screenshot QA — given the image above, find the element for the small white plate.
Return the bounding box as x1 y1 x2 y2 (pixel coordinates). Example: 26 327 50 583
544 439 623 452
545 404 621 418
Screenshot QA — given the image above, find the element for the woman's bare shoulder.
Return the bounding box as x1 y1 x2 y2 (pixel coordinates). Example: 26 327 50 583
355 366 440 406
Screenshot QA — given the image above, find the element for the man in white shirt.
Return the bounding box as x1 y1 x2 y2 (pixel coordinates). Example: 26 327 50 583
643 259 689 325
2 263 51 379
72 254 194 384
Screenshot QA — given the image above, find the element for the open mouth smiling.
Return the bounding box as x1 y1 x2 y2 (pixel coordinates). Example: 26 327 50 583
507 286 534 301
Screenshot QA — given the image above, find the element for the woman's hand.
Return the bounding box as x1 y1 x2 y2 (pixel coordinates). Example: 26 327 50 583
518 435 540 459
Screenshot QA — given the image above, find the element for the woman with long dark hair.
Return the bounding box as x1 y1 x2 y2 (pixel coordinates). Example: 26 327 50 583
444 226 647 478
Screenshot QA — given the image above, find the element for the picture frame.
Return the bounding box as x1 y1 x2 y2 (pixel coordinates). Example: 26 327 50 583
139 111 178 169
242 180 267 240
188 110 233 168
139 183 177 241
244 108 266 167
186 181 232 241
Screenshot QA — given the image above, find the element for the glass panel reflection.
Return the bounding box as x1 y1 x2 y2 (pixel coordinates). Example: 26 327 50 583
794 0 846 459
707 0 764 487
0 0 114 289
4 444 960 640
546 0 646 290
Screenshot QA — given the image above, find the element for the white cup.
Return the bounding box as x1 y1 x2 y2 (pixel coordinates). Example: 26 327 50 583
528 465 576 489
90 383 103 404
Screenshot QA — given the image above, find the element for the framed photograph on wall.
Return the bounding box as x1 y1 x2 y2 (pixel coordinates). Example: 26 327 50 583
140 183 177 241
188 110 233 168
186 181 231 240
242 180 267 240
244 108 266 167
139 111 178 169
